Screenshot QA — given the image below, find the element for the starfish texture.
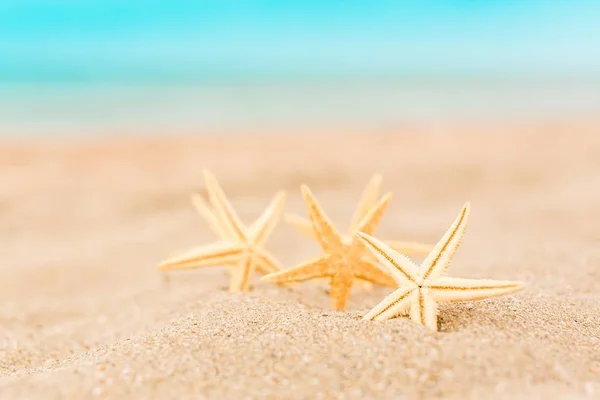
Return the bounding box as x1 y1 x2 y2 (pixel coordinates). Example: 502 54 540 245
262 185 399 310
158 170 286 292
357 202 524 331
285 174 433 259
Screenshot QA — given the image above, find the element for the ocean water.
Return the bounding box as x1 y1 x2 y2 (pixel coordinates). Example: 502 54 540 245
1 76 599 137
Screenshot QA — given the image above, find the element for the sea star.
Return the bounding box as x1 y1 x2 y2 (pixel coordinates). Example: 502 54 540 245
285 174 433 290
189 183 284 279
357 202 524 331
158 170 286 292
285 174 433 258
261 184 398 310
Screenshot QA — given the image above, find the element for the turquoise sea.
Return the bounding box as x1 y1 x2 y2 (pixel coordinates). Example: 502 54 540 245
1 75 599 137
2 2 600 136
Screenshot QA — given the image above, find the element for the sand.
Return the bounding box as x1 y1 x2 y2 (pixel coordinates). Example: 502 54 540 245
1 122 599 399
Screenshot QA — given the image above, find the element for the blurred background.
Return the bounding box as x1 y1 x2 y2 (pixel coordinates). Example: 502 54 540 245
1 0 600 137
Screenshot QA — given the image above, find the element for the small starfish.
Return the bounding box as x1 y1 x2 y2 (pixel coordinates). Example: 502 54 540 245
261 185 398 310
356 202 524 331
285 174 433 261
189 186 283 279
158 170 286 292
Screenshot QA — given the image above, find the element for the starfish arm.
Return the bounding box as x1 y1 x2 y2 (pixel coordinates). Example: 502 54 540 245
190 194 229 239
330 273 353 310
300 185 344 251
157 242 244 270
384 240 433 256
355 232 420 286
352 192 392 236
419 202 471 281
409 289 439 331
261 255 331 284
229 256 255 292
248 191 286 245
363 286 416 321
427 276 524 303
203 169 247 241
254 263 274 275
168 244 241 266
284 213 319 240
349 173 382 233
252 249 296 288
252 248 284 273
354 258 397 287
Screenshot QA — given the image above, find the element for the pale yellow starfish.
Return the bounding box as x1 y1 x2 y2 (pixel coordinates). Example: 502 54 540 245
189 187 283 279
356 202 524 331
261 185 398 310
285 174 433 290
158 170 286 292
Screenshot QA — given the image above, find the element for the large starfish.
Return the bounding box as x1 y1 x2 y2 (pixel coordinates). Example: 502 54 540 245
158 170 286 292
285 174 433 259
285 174 433 290
357 202 524 331
261 185 398 310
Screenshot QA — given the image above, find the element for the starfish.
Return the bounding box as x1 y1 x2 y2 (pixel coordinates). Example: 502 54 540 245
261 185 399 310
285 174 433 261
356 202 524 331
285 174 433 290
189 187 284 280
158 170 286 292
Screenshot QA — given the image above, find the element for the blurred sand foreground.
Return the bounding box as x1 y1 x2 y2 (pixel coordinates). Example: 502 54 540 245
1 122 599 399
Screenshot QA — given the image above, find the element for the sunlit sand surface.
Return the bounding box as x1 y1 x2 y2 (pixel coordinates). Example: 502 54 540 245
1 122 599 399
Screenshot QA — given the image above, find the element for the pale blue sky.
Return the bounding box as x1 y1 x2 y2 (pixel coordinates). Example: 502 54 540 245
1 1 599 81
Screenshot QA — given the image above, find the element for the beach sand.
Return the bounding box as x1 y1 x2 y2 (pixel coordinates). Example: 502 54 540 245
1 122 599 399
